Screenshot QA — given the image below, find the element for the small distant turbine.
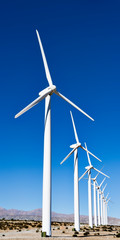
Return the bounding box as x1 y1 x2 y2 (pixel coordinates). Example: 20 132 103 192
105 197 111 225
100 183 107 225
102 192 109 225
79 146 109 228
104 192 109 225
96 177 106 225
15 30 94 236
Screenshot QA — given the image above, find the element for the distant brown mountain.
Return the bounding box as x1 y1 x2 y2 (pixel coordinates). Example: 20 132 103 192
0 207 119 225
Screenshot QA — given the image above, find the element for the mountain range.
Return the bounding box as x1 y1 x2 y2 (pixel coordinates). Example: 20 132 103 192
0 207 119 225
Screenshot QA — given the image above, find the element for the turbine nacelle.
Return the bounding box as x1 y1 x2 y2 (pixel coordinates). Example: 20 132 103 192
70 143 81 149
85 165 93 170
39 85 56 96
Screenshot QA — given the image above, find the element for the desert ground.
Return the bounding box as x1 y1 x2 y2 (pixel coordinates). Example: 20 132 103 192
0 220 119 239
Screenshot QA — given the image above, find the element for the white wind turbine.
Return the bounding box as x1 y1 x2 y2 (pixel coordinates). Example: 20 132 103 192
96 177 106 226
103 193 109 225
102 192 109 225
91 167 107 227
105 197 111 225
79 145 109 228
62 111 84 231
15 30 94 236
100 183 107 225
68 111 80 231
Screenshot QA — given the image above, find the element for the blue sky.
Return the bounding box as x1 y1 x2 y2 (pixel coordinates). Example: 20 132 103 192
0 0 120 218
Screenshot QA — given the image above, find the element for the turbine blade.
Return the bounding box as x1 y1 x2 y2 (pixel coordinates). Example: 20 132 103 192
93 167 110 178
36 30 53 86
55 91 94 121
105 193 109 200
107 197 111 203
84 142 92 165
102 183 107 192
15 88 52 118
99 177 106 188
60 145 79 165
96 180 98 186
80 145 102 162
70 111 79 143
79 169 90 181
95 166 104 179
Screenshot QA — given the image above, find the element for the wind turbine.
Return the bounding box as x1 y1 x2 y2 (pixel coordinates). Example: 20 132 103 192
61 111 85 231
68 111 80 231
100 183 107 225
103 193 110 225
102 192 108 225
79 145 109 228
105 197 111 225
15 30 94 236
103 193 109 225
91 167 106 227
96 177 106 226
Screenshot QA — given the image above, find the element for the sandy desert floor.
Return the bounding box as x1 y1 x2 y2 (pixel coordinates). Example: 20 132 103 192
0 220 119 239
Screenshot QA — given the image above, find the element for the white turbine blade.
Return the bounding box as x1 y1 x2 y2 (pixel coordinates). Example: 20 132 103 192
36 30 53 86
70 111 79 143
95 166 104 179
96 180 98 186
55 91 94 121
60 145 79 165
15 88 52 118
84 142 92 165
79 168 90 181
80 145 102 162
99 177 106 188
95 171 100 180
105 193 109 200
102 183 107 192
107 197 111 203
93 167 110 179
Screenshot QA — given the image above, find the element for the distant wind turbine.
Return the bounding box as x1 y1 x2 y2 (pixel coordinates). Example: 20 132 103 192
61 111 82 231
96 177 106 225
105 197 111 225
100 183 107 225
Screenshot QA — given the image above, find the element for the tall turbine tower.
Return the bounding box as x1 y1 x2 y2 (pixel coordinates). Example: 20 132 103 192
79 146 109 228
15 30 94 236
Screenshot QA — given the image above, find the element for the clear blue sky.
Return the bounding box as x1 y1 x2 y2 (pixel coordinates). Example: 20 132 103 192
0 0 120 219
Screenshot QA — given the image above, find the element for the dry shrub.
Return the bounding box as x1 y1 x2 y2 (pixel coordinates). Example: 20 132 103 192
84 231 90 236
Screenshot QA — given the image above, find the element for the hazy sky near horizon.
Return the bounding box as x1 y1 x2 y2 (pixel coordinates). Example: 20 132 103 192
0 0 120 218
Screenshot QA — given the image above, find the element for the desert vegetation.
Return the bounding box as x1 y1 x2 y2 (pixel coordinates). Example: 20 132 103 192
0 220 119 239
